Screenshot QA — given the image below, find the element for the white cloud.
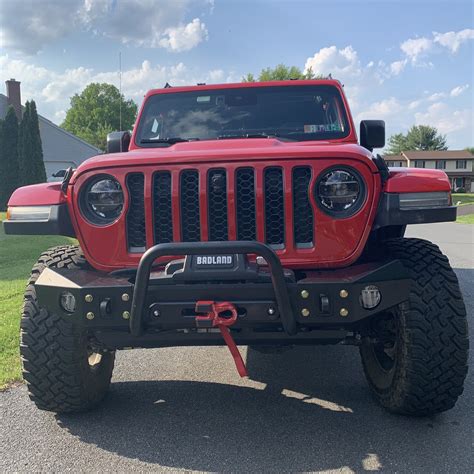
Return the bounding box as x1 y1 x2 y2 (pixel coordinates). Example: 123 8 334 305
356 97 402 121
400 37 432 62
0 0 82 54
398 29 474 66
425 84 470 102
158 18 208 52
408 100 422 110
0 0 211 54
428 91 446 102
304 46 361 78
433 28 474 53
208 69 225 82
389 59 407 75
450 84 469 97
0 55 233 125
415 102 472 136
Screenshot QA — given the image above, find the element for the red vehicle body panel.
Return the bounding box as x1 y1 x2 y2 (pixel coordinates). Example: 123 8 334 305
68 143 381 272
7 182 66 206
385 167 451 193
6 80 453 273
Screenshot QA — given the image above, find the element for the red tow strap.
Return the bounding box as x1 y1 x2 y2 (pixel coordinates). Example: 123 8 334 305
195 301 248 377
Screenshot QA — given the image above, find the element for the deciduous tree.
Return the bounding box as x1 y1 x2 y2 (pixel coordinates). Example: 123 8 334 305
61 83 137 150
387 125 447 154
243 64 323 82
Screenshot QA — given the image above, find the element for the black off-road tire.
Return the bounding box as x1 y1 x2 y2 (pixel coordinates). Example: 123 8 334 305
360 238 469 416
21 245 115 413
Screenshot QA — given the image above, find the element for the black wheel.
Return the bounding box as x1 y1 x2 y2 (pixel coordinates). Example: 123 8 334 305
360 238 469 416
21 245 115 413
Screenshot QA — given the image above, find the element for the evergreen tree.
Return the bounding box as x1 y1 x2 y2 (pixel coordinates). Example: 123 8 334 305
18 100 46 185
0 106 20 210
29 101 47 183
18 102 29 184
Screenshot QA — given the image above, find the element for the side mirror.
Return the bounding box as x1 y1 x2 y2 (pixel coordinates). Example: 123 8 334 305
52 169 67 178
360 120 385 151
107 131 131 154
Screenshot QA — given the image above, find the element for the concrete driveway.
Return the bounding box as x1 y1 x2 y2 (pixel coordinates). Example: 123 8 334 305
1 222 473 472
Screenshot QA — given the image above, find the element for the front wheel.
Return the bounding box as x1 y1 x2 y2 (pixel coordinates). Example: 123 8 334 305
360 238 469 416
21 245 115 413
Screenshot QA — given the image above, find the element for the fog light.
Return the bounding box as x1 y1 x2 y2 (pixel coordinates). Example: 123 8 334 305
60 291 76 313
360 285 381 309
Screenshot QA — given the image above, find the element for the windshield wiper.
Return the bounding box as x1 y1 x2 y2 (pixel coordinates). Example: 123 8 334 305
140 137 199 145
218 133 279 140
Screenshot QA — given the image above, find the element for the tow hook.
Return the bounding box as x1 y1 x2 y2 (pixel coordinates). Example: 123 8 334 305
195 301 248 377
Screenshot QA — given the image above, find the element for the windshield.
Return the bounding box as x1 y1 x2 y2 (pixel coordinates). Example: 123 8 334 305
136 85 350 146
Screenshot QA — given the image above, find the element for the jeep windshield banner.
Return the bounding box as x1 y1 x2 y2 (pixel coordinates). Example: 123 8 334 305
136 85 350 145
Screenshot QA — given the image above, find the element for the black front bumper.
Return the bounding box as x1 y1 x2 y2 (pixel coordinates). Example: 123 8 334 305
35 241 410 349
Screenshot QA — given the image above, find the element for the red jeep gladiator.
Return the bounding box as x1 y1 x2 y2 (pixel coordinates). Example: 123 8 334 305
4 80 468 415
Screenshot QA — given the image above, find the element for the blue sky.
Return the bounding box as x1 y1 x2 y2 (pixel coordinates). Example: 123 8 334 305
1 0 472 148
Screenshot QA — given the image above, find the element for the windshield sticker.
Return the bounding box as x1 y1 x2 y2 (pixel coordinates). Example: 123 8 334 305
304 124 342 133
197 96 211 103
151 118 159 133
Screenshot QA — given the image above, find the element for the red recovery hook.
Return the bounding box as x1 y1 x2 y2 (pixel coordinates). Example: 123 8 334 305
195 301 248 377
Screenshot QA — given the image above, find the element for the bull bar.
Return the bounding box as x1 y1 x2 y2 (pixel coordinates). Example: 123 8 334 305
131 241 297 337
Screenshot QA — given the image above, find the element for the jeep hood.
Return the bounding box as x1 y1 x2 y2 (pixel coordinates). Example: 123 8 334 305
72 139 377 181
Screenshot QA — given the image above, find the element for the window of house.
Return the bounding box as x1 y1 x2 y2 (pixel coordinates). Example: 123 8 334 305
414 160 425 168
436 160 446 169
456 160 467 169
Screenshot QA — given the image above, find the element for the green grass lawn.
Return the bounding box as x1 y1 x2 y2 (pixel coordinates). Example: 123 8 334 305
453 193 474 206
457 214 474 224
0 212 75 389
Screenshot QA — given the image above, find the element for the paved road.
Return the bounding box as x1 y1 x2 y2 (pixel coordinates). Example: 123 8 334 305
1 223 473 473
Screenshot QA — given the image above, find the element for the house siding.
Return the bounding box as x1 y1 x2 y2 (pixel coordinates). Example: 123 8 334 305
384 150 474 192
38 118 101 180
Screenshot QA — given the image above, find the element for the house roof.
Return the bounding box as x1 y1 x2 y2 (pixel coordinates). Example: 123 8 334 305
0 93 101 153
402 150 473 160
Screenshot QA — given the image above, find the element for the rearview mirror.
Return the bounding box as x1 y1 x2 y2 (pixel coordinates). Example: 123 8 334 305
107 131 131 154
360 120 385 151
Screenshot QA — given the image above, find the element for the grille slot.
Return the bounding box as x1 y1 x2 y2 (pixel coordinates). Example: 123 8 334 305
292 167 314 246
236 168 256 241
153 171 173 243
208 169 228 241
126 173 146 251
180 170 201 242
264 167 285 246
126 164 317 253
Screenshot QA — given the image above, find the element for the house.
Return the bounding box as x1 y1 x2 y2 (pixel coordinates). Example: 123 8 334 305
383 154 408 168
0 79 101 181
384 150 474 192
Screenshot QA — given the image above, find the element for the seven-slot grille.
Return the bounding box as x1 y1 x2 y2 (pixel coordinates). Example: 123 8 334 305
126 166 314 252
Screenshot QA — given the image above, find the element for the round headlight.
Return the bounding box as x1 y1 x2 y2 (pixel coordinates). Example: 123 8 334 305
80 175 124 225
316 167 365 217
